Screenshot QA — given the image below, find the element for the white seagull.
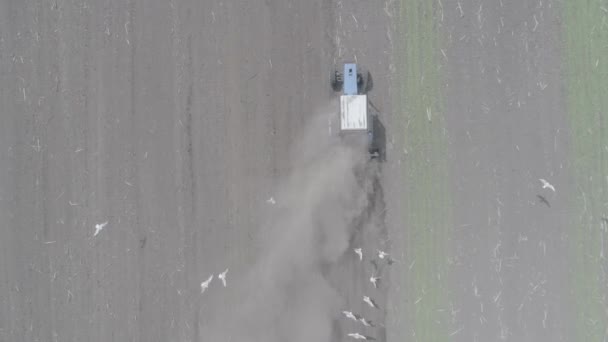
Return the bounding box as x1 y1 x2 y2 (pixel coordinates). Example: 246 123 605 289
94 221 108 237
359 317 373 327
201 274 214 293
354 248 363 261
342 310 358 321
378 250 389 260
539 178 555 192
363 296 377 309
266 197 276 204
218 268 229 287
370 275 380 288
347 332 368 340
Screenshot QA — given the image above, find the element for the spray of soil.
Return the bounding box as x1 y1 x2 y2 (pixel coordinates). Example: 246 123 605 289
202 106 375 341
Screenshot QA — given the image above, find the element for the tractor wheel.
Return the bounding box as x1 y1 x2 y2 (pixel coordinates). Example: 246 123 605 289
357 68 371 94
331 69 343 91
364 70 373 92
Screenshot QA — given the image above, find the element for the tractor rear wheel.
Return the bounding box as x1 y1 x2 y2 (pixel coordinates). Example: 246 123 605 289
357 69 371 94
331 68 343 91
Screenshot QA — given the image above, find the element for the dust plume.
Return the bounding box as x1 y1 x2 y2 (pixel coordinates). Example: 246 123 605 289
203 106 374 341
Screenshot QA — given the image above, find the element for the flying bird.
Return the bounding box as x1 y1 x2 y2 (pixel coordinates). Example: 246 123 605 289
342 310 358 321
266 197 276 204
359 317 374 327
377 250 389 260
539 178 555 192
201 274 214 293
354 248 363 261
347 332 368 340
363 296 377 309
94 221 108 237
218 268 229 287
370 275 380 288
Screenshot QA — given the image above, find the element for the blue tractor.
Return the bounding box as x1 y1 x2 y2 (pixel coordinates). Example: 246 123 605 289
330 63 371 95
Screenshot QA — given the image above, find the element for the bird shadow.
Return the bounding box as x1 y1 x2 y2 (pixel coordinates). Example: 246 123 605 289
536 194 551 208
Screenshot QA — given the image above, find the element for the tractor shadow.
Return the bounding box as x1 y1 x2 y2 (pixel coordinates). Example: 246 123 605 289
368 100 386 162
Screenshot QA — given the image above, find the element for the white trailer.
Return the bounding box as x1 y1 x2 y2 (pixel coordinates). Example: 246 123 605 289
340 95 368 131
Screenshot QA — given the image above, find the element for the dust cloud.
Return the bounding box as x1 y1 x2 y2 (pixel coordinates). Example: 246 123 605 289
202 106 375 342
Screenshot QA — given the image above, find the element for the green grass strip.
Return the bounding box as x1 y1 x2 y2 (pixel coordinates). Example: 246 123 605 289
562 1 608 341
396 0 452 340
